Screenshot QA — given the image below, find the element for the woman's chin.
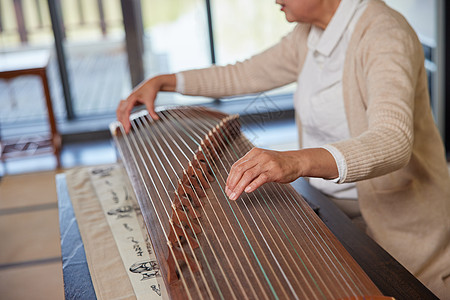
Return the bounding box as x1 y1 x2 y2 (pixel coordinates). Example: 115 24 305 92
281 11 297 23
284 15 296 23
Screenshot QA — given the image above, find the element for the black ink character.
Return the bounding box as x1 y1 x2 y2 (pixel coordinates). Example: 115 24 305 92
123 223 133 232
123 186 131 201
127 237 144 256
111 190 119 204
151 284 162 296
91 167 114 178
107 206 133 218
129 260 160 281
128 236 139 244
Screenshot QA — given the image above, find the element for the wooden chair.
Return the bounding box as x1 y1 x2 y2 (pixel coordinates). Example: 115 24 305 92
0 50 61 168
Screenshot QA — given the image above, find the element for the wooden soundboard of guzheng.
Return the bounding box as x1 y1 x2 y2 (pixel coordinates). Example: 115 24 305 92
110 106 395 300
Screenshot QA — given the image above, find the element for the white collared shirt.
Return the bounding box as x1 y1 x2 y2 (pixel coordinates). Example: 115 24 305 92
294 0 368 199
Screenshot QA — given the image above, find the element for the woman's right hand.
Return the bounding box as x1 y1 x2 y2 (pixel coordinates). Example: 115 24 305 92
116 74 176 133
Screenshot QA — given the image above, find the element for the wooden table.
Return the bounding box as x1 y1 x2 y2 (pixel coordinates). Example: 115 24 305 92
0 50 61 167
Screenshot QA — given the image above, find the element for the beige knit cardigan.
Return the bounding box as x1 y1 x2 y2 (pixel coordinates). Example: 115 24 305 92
179 0 450 297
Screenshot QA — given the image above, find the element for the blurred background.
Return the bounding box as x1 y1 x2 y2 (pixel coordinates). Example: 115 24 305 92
0 1 448 299
0 0 295 140
0 0 445 162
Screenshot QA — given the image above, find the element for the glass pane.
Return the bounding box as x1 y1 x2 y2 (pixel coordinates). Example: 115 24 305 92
384 0 436 42
60 0 130 117
212 0 295 98
141 0 212 106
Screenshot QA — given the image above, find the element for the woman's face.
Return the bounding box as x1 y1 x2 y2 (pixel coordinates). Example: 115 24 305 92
276 0 338 28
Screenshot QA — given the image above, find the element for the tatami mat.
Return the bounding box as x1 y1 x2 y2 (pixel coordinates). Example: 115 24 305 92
0 171 58 210
0 137 121 299
0 261 64 300
0 209 61 265
0 170 63 300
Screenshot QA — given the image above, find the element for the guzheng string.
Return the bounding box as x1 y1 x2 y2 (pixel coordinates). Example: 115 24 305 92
155 112 282 298
155 114 292 298
115 106 382 299
142 114 263 299
161 110 307 298
129 119 218 299
169 109 334 296
217 112 371 296
117 124 196 300
181 108 367 297
184 107 371 297
156 111 293 299
165 109 328 298
154 108 334 299
134 116 242 299
144 109 286 298
165 107 366 298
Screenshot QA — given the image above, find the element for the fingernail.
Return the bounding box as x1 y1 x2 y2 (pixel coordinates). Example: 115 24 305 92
229 192 237 200
244 186 252 193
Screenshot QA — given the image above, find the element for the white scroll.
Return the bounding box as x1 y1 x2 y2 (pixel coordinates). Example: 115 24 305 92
89 164 168 300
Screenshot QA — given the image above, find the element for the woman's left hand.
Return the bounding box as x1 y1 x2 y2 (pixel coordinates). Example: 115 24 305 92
225 148 304 200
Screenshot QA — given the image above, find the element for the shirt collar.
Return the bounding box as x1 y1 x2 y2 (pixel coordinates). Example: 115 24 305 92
307 0 361 57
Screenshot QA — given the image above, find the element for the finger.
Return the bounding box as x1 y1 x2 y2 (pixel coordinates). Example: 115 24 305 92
226 158 257 193
123 96 144 131
226 148 263 189
244 172 269 194
116 100 132 133
122 104 136 133
146 100 160 121
228 166 261 201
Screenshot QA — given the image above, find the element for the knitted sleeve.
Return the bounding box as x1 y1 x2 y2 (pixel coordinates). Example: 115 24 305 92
179 24 309 98
331 12 424 183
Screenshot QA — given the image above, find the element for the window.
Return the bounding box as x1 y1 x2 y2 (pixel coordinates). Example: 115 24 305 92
212 0 295 99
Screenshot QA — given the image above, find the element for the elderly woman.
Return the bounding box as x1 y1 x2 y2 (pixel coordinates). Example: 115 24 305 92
117 0 450 298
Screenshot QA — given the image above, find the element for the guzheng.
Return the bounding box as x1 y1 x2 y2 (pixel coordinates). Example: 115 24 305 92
110 106 394 300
